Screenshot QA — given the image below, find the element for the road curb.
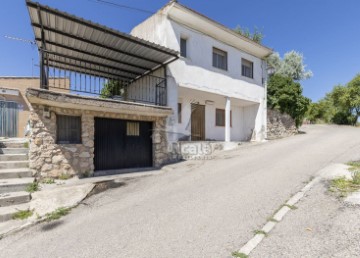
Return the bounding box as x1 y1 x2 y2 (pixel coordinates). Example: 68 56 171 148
236 176 321 256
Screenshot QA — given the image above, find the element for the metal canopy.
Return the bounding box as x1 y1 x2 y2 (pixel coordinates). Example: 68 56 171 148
26 0 179 81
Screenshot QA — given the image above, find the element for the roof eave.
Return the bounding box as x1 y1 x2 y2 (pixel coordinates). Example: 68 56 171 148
167 3 273 59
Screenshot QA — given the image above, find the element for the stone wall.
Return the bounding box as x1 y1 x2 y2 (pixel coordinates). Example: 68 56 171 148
29 104 172 178
267 109 297 140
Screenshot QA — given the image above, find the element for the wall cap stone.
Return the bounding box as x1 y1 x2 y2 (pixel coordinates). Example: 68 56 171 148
26 88 173 117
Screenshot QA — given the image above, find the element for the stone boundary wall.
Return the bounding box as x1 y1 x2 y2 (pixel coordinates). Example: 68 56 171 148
267 109 297 140
29 104 172 178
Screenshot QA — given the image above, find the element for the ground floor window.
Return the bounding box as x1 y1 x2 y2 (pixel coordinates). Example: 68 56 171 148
215 109 232 127
56 115 81 144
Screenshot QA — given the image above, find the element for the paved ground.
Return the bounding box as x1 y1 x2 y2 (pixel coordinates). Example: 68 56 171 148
0 125 359 258
251 182 360 258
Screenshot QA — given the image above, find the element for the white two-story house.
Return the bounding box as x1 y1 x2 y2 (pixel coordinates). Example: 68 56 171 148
131 1 273 143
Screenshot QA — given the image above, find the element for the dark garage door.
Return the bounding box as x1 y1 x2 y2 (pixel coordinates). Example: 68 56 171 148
94 118 153 171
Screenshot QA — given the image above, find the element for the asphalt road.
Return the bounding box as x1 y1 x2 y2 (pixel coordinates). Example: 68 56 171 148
1 125 360 258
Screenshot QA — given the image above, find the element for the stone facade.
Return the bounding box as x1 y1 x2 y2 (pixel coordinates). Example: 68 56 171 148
267 109 298 140
29 104 172 178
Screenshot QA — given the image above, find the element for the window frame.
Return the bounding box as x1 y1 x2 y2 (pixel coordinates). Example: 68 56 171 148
178 103 182 124
56 115 82 144
215 109 232 127
241 58 254 79
126 121 140 137
212 47 228 71
180 37 187 58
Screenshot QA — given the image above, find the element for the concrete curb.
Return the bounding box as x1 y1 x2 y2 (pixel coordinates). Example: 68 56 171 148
237 176 321 256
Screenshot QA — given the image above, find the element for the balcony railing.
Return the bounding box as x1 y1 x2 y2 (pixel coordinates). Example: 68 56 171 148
41 52 167 106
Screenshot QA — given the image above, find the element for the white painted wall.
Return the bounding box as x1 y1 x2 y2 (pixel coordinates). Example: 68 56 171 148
131 7 267 142
177 89 260 141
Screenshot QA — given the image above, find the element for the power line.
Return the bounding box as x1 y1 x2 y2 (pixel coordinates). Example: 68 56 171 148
88 0 155 14
4 35 36 45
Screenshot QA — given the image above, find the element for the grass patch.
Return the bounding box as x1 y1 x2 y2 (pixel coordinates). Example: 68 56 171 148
284 204 298 210
254 229 268 236
45 207 71 222
23 142 29 148
267 217 278 223
41 178 55 184
12 209 33 220
347 160 360 168
26 182 40 193
352 171 360 185
330 172 360 197
231 251 248 258
58 174 71 180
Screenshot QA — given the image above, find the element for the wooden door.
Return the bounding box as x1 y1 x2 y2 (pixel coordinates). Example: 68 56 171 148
191 104 205 141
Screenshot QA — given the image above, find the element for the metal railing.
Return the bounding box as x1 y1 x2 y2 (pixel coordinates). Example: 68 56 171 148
40 52 167 106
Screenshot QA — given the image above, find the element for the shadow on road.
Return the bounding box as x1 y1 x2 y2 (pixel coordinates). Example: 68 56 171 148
41 220 64 232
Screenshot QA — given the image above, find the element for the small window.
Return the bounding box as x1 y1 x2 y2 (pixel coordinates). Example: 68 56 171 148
57 115 81 144
213 48 228 70
180 38 187 57
242 58 254 78
127 122 140 136
178 103 182 123
215 109 232 127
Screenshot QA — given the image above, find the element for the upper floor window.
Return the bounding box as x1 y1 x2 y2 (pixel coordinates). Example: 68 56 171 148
213 48 228 70
242 58 254 78
180 38 187 58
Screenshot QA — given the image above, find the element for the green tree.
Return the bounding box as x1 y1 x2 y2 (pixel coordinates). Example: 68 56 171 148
329 77 360 126
308 74 360 126
306 98 335 124
268 74 311 128
347 74 360 124
267 51 313 81
233 25 264 44
100 80 128 99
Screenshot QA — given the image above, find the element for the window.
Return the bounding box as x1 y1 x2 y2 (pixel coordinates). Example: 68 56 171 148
57 115 81 144
127 122 140 136
213 48 228 70
215 109 232 127
180 38 187 57
242 58 254 78
178 103 182 123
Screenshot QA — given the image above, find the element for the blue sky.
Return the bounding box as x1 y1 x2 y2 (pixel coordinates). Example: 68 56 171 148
1 0 359 101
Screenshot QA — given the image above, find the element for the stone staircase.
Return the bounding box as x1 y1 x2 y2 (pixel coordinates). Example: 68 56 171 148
0 139 34 222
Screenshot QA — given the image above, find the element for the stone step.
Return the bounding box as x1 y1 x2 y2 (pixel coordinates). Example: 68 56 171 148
0 154 28 162
0 168 32 179
0 178 34 194
0 203 31 222
0 161 29 169
0 191 31 207
0 148 28 155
